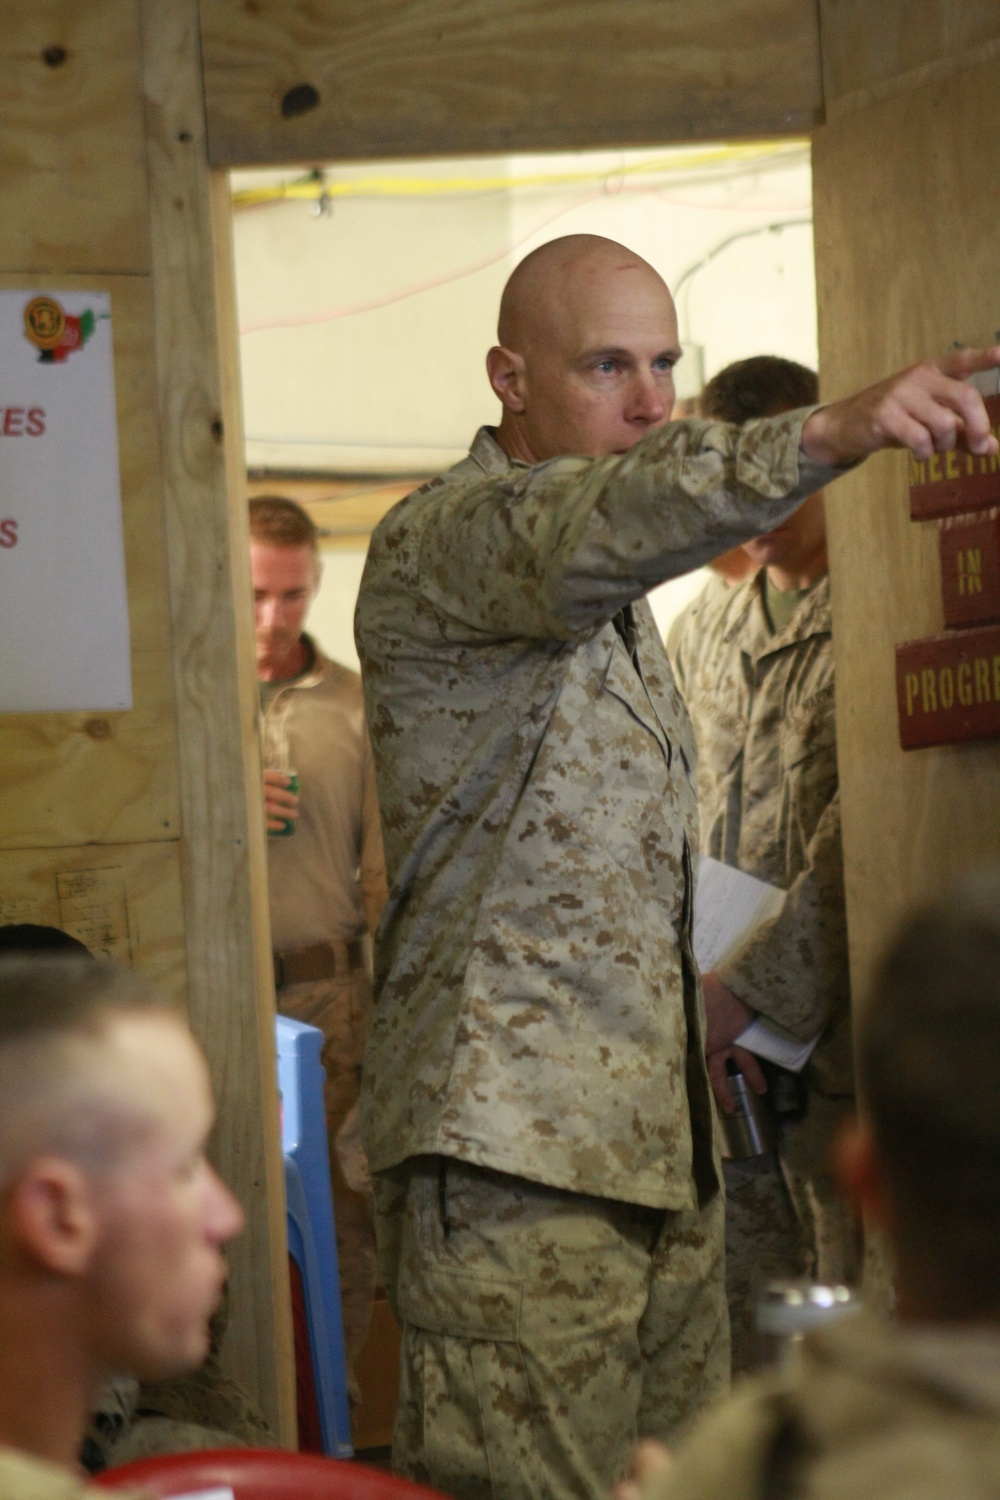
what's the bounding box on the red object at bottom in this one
[95,1448,447,1499]
[289,1251,325,1453]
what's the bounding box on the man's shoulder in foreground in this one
[642,1312,1000,1500]
[374,428,516,535]
[0,1446,113,1500]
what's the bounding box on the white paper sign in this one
[0,290,132,711]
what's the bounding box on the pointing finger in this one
[936,344,1000,381]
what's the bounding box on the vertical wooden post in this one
[0,0,293,1440]
[138,0,295,1438]
[813,26,1000,1004]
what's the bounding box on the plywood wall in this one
[0,0,294,1438]
[200,0,822,165]
[812,7,1000,1004]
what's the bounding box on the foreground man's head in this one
[487,233,681,464]
[0,958,243,1465]
[838,866,1000,1322]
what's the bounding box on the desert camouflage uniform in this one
[639,1312,1000,1500]
[264,639,388,1402]
[83,1288,274,1472]
[672,571,859,1372]
[356,415,841,1500]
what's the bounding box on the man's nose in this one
[207,1166,245,1244]
[257,597,284,630]
[627,372,668,424]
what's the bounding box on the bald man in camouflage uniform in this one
[355,235,1000,1500]
[672,357,858,1375]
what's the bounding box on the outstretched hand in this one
[801,345,1000,467]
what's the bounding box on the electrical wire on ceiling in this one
[672,218,813,340]
[231,140,809,210]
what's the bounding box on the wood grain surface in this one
[139,0,295,1439]
[819,0,1000,114]
[200,0,823,165]
[0,1,149,272]
[0,839,186,998]
[813,46,1000,1006]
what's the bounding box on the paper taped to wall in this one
[0,290,132,712]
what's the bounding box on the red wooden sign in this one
[896,624,1000,749]
[908,395,1000,520]
[938,509,1000,628]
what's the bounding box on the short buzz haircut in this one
[248,495,319,552]
[861,866,1000,1315]
[0,958,175,1186]
[700,356,819,424]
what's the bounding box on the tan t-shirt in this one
[263,638,387,951]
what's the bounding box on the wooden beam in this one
[200,0,823,166]
[248,475,417,546]
[818,0,1000,116]
[138,0,295,1439]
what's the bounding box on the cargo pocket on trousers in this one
[398,1267,546,1497]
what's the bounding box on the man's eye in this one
[653,357,676,373]
[595,360,618,374]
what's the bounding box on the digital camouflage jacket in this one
[356,414,839,1208]
[673,572,853,1096]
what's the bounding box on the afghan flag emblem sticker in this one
[23,294,105,363]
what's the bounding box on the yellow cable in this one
[232,141,808,209]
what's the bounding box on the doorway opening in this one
[231,139,816,665]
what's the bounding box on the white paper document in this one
[693,855,785,972]
[0,289,132,712]
[694,855,820,1074]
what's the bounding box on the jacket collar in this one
[722,569,831,660]
[467,426,528,476]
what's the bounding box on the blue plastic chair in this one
[276,1014,353,1457]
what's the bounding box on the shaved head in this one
[488,234,680,464]
[0,958,176,1185]
[497,234,670,352]
[0,957,243,1411]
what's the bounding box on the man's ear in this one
[9,1157,100,1276]
[833,1116,891,1228]
[486,345,527,414]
